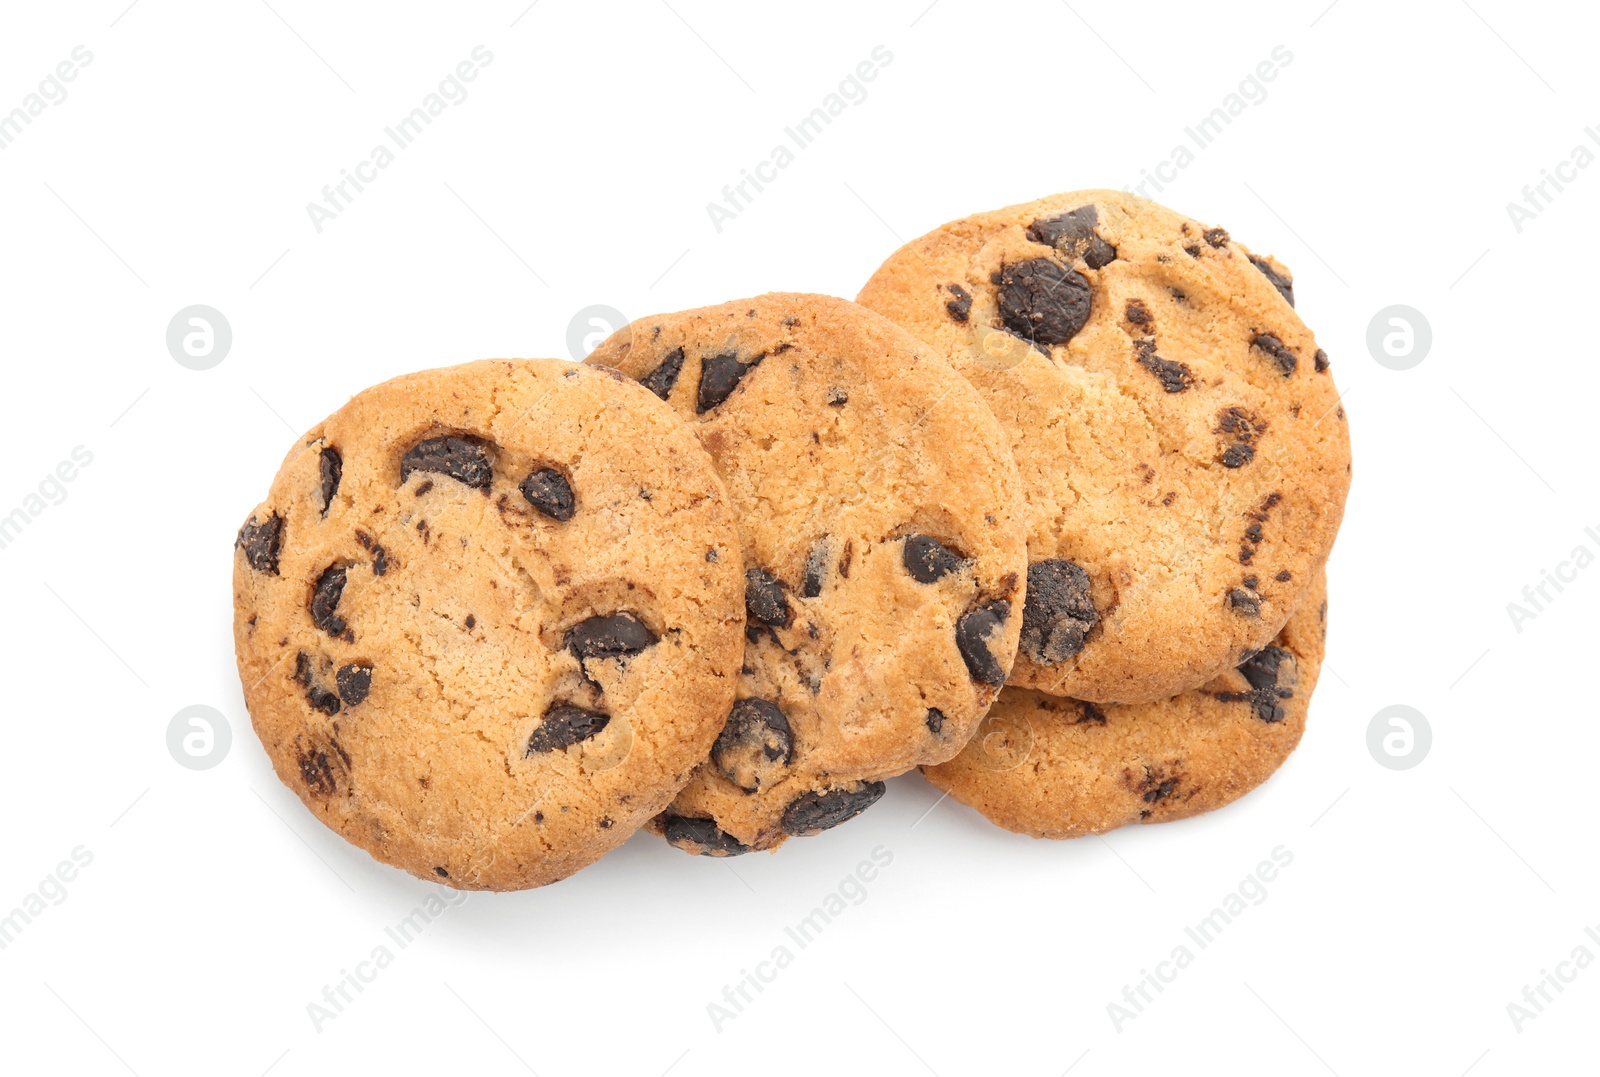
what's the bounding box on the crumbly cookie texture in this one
[587,293,1029,854]
[858,190,1351,704]
[922,570,1327,838]
[232,359,745,890]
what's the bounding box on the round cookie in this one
[922,570,1327,838]
[858,190,1350,704]
[232,359,746,890]
[586,293,1029,854]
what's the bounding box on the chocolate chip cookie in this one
[858,190,1350,703]
[586,294,1029,853]
[232,359,746,890]
[921,570,1326,838]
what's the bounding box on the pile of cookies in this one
[233,190,1350,890]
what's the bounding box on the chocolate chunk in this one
[526,702,611,754]
[1216,645,1297,721]
[1248,255,1295,306]
[1027,206,1117,269]
[435,867,450,878]
[945,283,973,321]
[902,534,966,583]
[1125,299,1152,327]
[1078,702,1107,725]
[995,258,1093,348]
[464,614,476,629]
[697,350,764,413]
[1222,444,1255,468]
[400,435,493,491]
[519,468,575,521]
[660,814,750,857]
[1203,226,1230,248]
[1021,560,1099,664]
[781,782,886,836]
[297,744,341,795]
[1313,348,1329,372]
[565,613,658,670]
[237,513,284,575]
[956,599,1011,685]
[318,447,342,514]
[1251,333,1298,377]
[1217,406,1263,440]
[711,699,794,793]
[802,537,830,598]
[745,568,792,628]
[925,707,946,734]
[1184,244,1201,258]
[640,346,685,400]
[1135,340,1192,393]
[1275,570,1292,582]
[310,565,348,637]
[826,388,848,407]
[354,531,389,575]
[1240,646,1293,692]
[838,539,854,579]
[336,663,372,706]
[1217,409,1265,469]
[306,686,341,716]
[1228,588,1262,616]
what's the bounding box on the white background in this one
[1,0,1595,1073]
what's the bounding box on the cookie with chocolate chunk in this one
[858,190,1350,703]
[587,294,1028,854]
[921,570,1327,838]
[232,359,745,890]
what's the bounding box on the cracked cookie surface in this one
[921,570,1326,838]
[232,359,745,890]
[587,294,1028,853]
[858,190,1350,703]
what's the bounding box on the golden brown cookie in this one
[586,293,1028,854]
[858,190,1350,703]
[232,359,745,889]
[922,570,1327,838]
